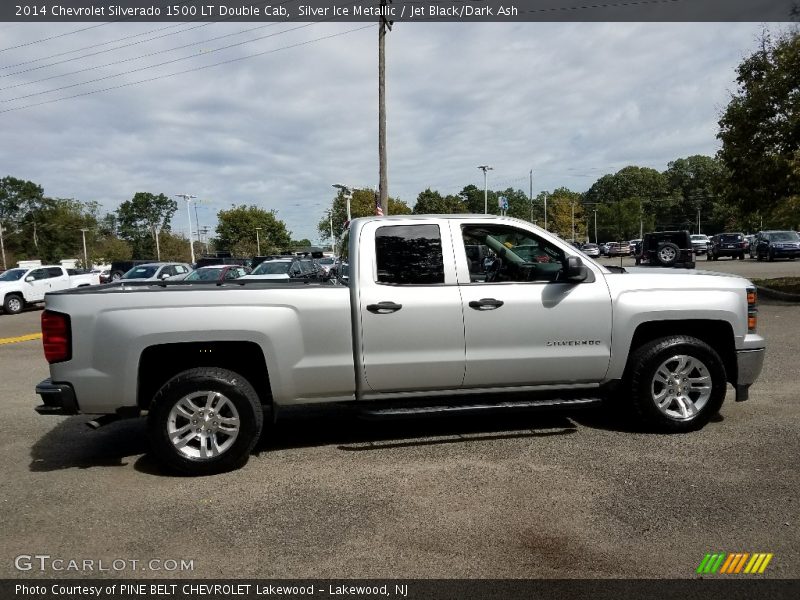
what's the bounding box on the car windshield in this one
[0,269,26,281]
[186,268,223,281]
[769,232,799,241]
[252,261,291,275]
[123,266,158,279]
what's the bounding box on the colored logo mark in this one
[697,553,774,574]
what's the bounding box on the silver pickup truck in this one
[35,215,766,475]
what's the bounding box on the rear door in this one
[356,220,466,393]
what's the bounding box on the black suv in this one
[752,230,800,261]
[634,231,695,268]
[708,232,746,260]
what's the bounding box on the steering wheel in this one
[485,258,502,282]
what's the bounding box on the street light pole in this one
[255,227,262,255]
[332,184,352,223]
[175,194,197,264]
[0,221,6,270]
[477,165,493,214]
[329,211,335,256]
[79,228,89,268]
[594,210,598,245]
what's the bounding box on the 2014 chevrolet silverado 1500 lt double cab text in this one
[34,216,766,475]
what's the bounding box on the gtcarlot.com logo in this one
[697,552,774,575]
[14,554,195,573]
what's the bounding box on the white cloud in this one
[0,20,768,244]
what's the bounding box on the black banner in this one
[1,0,798,23]
[4,579,800,600]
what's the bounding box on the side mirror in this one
[160,273,170,280]
[25,276,35,282]
[563,256,588,282]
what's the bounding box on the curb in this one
[756,285,800,303]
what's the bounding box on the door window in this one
[375,224,444,285]
[461,224,565,283]
[46,267,63,278]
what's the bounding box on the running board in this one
[358,396,602,420]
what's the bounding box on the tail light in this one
[42,310,71,363]
[746,287,758,333]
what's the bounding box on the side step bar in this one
[358,396,603,420]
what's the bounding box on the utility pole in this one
[478,165,493,214]
[0,221,6,270]
[329,211,335,256]
[153,225,161,260]
[594,209,598,245]
[571,201,575,242]
[200,226,210,253]
[378,0,392,216]
[175,194,197,264]
[529,169,533,223]
[79,228,89,269]
[255,227,262,256]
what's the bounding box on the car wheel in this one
[634,257,641,265]
[147,367,263,475]
[739,253,745,260]
[3,294,24,315]
[111,271,124,281]
[627,336,726,432]
[655,242,679,267]
[768,250,775,262]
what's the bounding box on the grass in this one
[752,277,800,294]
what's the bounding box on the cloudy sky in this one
[0,15,779,244]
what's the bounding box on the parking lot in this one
[1,259,798,579]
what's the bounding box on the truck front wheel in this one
[627,336,726,432]
[3,294,24,315]
[147,367,263,475]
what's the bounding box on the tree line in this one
[1,30,796,268]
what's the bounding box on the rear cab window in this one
[375,224,444,285]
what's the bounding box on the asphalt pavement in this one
[0,261,798,579]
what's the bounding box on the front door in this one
[455,222,613,388]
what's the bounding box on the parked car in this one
[690,234,711,256]
[168,265,251,282]
[634,231,695,268]
[581,243,601,258]
[109,259,154,281]
[752,230,800,262]
[241,257,320,281]
[628,239,642,254]
[606,242,631,257]
[1,265,100,315]
[317,256,338,279]
[119,262,193,282]
[708,232,747,260]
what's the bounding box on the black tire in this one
[147,367,263,475]
[768,250,775,262]
[626,335,726,432]
[634,257,641,265]
[706,253,712,260]
[3,294,24,315]
[738,253,745,260]
[655,242,680,267]
[685,261,696,269]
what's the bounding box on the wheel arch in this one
[624,320,737,385]
[137,341,272,412]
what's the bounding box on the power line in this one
[1,19,332,103]
[0,0,299,77]
[0,21,289,91]
[1,22,199,70]
[0,23,377,114]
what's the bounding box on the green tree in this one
[413,188,467,214]
[717,29,800,228]
[584,166,675,240]
[215,205,292,256]
[317,188,411,247]
[665,155,729,234]
[14,197,97,263]
[0,176,45,268]
[91,236,132,264]
[116,192,178,259]
[543,188,585,241]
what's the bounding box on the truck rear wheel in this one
[147,367,263,475]
[3,294,24,315]
[627,336,726,432]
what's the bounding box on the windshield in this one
[186,268,223,281]
[769,231,799,242]
[123,266,158,279]
[252,261,291,275]
[0,269,26,281]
